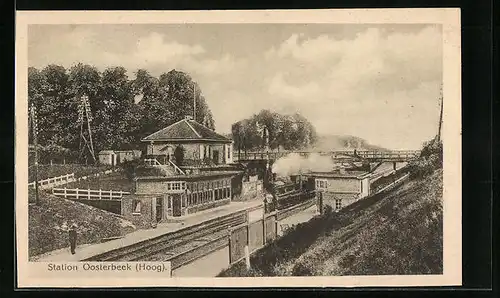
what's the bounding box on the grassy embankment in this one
[28,164,113,182]
[64,171,134,192]
[218,138,443,276]
[28,189,136,259]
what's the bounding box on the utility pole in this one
[30,103,40,205]
[437,87,443,142]
[193,82,196,122]
[78,94,96,164]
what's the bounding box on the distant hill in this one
[309,135,388,152]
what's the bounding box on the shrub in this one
[174,145,185,165]
[121,159,141,180]
[409,136,443,179]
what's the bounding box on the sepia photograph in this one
[15,9,461,287]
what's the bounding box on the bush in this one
[33,144,80,164]
[121,159,141,180]
[174,145,185,165]
[409,137,442,179]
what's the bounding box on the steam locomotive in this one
[270,173,315,196]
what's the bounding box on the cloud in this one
[28,25,443,150]
[268,72,321,99]
[261,26,442,149]
[29,30,245,78]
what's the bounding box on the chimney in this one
[185,115,193,121]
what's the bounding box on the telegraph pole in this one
[30,103,40,205]
[193,82,197,122]
[437,87,443,142]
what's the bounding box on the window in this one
[316,179,328,189]
[227,145,231,160]
[132,200,142,214]
[171,182,181,190]
[335,199,342,210]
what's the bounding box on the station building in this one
[304,170,371,211]
[121,116,263,228]
[141,115,233,166]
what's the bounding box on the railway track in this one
[83,209,247,262]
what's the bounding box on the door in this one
[172,195,182,217]
[156,197,163,223]
[213,150,219,164]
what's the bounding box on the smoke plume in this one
[271,153,336,177]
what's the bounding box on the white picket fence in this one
[52,187,130,201]
[28,173,76,190]
[28,168,120,190]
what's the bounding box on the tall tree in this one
[232,110,317,151]
[94,67,135,150]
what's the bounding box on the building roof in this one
[99,150,116,155]
[141,118,232,143]
[135,170,241,181]
[304,170,370,179]
[323,192,360,200]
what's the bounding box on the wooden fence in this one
[52,187,130,201]
[228,207,278,265]
[28,168,119,190]
[28,173,75,190]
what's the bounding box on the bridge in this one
[233,150,421,163]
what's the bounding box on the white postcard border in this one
[15,8,462,288]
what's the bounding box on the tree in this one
[174,145,185,165]
[27,64,218,161]
[231,110,317,151]
[94,67,135,150]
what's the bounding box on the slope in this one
[28,189,136,259]
[218,168,443,276]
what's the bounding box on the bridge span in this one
[233,150,420,163]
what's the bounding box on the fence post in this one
[244,245,251,270]
[110,189,113,200]
[88,188,90,200]
[99,189,102,200]
[262,212,266,245]
[65,188,68,199]
[228,228,232,264]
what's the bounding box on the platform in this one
[32,199,263,262]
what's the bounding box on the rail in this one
[83,208,248,261]
[52,187,130,201]
[372,173,411,195]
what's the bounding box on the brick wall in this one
[325,177,360,193]
[186,198,230,214]
[121,195,155,229]
[146,142,229,164]
[322,192,358,210]
[136,180,179,194]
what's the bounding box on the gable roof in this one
[141,119,232,143]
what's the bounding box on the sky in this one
[28,24,443,150]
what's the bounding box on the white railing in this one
[28,173,76,190]
[144,158,162,166]
[52,187,130,201]
[28,168,120,191]
[168,160,185,175]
